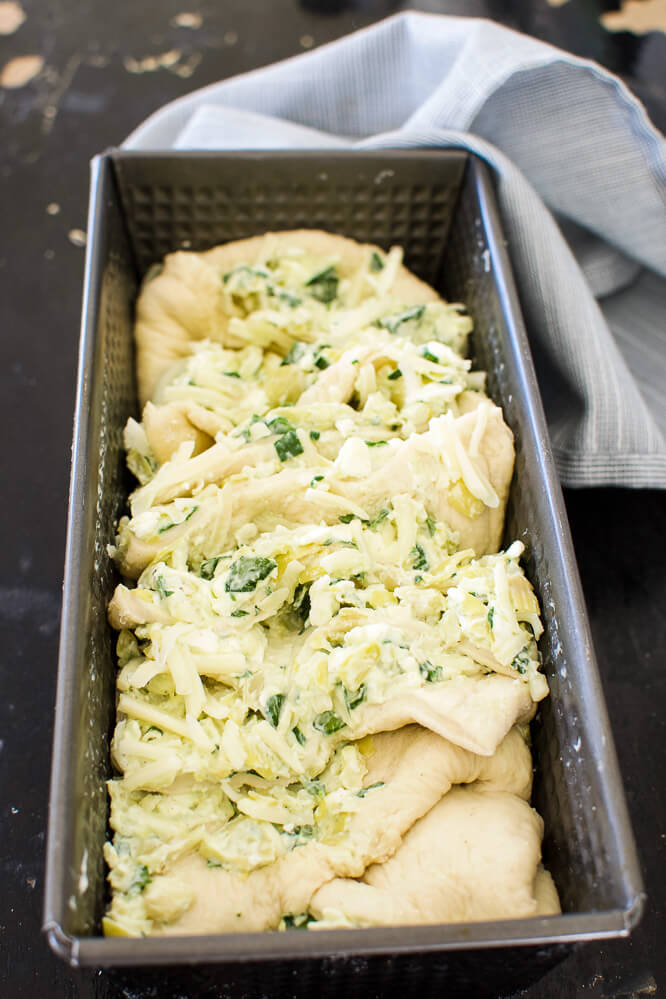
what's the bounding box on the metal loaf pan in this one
[44,150,644,992]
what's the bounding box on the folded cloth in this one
[124,12,666,488]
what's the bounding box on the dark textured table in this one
[1,1,663,996]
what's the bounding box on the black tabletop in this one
[1,1,663,996]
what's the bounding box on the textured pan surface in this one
[44,150,643,971]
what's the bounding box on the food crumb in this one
[223,30,238,46]
[0,1,25,35]
[171,52,201,78]
[124,50,182,74]
[601,0,666,35]
[0,53,43,88]
[68,229,87,248]
[46,202,60,215]
[158,48,181,68]
[44,248,55,260]
[171,12,202,29]
[300,34,314,49]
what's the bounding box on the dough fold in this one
[135,230,440,405]
[115,402,514,579]
[309,786,561,927]
[155,725,534,935]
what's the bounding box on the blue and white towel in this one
[125,12,666,488]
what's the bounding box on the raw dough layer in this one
[154,725,537,935]
[135,230,440,405]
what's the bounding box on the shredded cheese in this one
[104,237,547,937]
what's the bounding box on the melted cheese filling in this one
[104,243,547,937]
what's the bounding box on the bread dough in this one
[104,230,557,938]
[135,230,441,405]
[309,786,561,926]
[154,726,534,935]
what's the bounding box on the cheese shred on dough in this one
[103,230,559,938]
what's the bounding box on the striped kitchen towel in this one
[124,12,666,488]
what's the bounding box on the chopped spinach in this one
[282,582,311,632]
[305,265,339,304]
[282,825,314,846]
[267,416,295,435]
[423,349,440,364]
[379,305,425,334]
[313,711,346,735]
[224,371,241,378]
[264,693,285,728]
[512,650,530,675]
[370,251,384,272]
[368,508,390,529]
[387,368,402,381]
[155,575,173,600]
[365,439,388,447]
[200,556,222,580]
[357,781,385,798]
[223,264,269,284]
[410,544,429,572]
[425,515,437,537]
[231,609,249,618]
[278,290,302,308]
[292,726,306,746]
[487,607,495,630]
[338,513,355,524]
[225,555,277,592]
[281,341,305,366]
[419,660,443,683]
[344,683,367,712]
[129,864,151,896]
[274,429,304,462]
[309,430,321,441]
[292,582,311,623]
[304,779,325,798]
